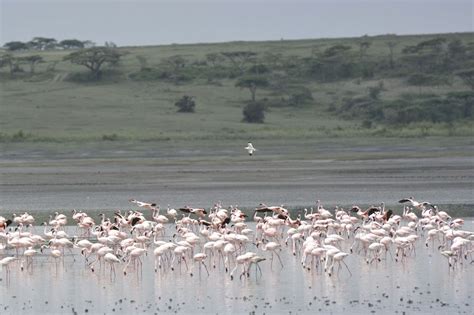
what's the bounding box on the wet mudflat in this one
[0,221,473,315]
[1,155,473,212]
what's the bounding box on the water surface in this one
[1,221,472,314]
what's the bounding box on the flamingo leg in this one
[202,262,210,276]
[274,251,284,268]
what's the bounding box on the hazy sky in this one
[1,0,472,46]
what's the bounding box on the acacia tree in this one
[136,55,149,71]
[315,44,353,81]
[82,40,96,48]
[3,41,28,51]
[28,37,57,50]
[0,54,16,75]
[205,53,224,67]
[263,51,283,68]
[221,51,257,74]
[402,37,448,73]
[63,47,123,79]
[59,39,84,49]
[447,39,466,59]
[235,75,269,102]
[447,91,474,118]
[401,45,431,73]
[19,55,43,74]
[164,55,187,73]
[358,36,372,61]
[386,40,398,69]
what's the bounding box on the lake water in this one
[0,221,472,315]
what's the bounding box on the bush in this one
[406,74,450,86]
[102,133,119,141]
[203,66,232,80]
[11,130,28,141]
[242,101,266,123]
[288,86,314,107]
[129,68,171,81]
[368,85,383,100]
[67,69,121,83]
[361,120,373,129]
[175,95,196,113]
[248,64,270,75]
[338,96,378,119]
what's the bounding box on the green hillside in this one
[1,32,473,144]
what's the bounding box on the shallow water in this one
[1,221,473,315]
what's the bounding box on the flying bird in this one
[255,204,289,218]
[398,197,435,209]
[179,206,208,218]
[129,199,157,210]
[245,142,257,156]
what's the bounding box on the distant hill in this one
[1,32,473,143]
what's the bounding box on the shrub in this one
[406,74,450,86]
[248,64,270,75]
[12,130,27,141]
[129,68,171,81]
[242,101,266,123]
[368,86,383,100]
[5,130,33,142]
[203,66,232,80]
[175,95,196,113]
[102,133,119,141]
[288,86,314,107]
[361,120,373,129]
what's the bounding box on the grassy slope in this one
[1,32,474,143]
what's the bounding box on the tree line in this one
[3,37,95,51]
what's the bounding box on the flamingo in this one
[123,247,147,276]
[179,206,207,218]
[262,241,284,268]
[255,204,289,218]
[171,245,191,273]
[223,242,236,272]
[153,207,169,224]
[89,246,113,272]
[0,217,12,231]
[0,256,17,282]
[190,253,209,277]
[230,252,256,280]
[327,252,352,277]
[248,255,266,279]
[104,253,121,278]
[21,248,38,271]
[154,244,169,272]
[399,197,435,210]
[166,205,178,221]
[350,205,381,220]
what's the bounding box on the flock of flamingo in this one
[0,197,472,281]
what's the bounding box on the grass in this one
[1,32,474,145]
